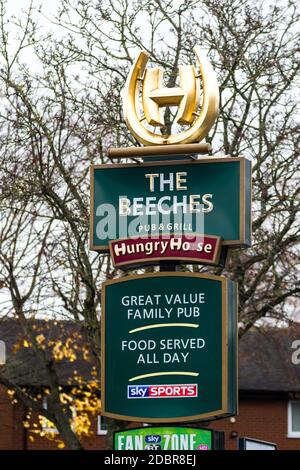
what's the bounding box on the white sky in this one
[6,0,57,17]
[6,0,60,33]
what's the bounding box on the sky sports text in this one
[127,384,198,399]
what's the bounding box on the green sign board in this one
[114,426,224,450]
[90,157,251,251]
[101,272,237,422]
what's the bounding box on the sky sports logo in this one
[127,384,198,399]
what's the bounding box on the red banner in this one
[109,234,221,268]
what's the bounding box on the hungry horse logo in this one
[123,47,219,146]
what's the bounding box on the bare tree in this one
[0,0,299,449]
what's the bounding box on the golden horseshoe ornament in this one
[123,46,219,146]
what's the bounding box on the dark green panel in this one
[102,273,237,422]
[91,157,251,250]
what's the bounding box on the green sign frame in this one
[114,426,224,450]
[101,272,237,422]
[90,156,251,251]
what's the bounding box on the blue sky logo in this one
[128,385,149,398]
[145,435,161,444]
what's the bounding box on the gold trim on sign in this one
[94,156,242,169]
[101,267,106,414]
[221,276,228,412]
[89,164,95,252]
[102,409,225,424]
[129,323,199,334]
[128,371,199,382]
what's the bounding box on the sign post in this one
[89,44,251,443]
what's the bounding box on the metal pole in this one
[108,143,211,160]
[159,261,180,272]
